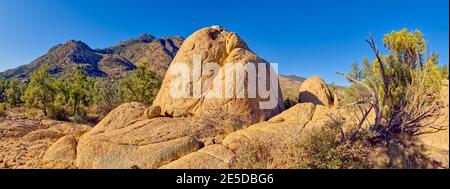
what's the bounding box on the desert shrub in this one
[340,29,445,139]
[25,108,38,119]
[279,123,370,169]
[232,140,277,169]
[440,64,449,79]
[73,107,89,123]
[0,78,7,103]
[232,121,371,169]
[47,103,70,121]
[0,102,8,117]
[283,98,297,109]
[5,78,26,107]
[93,79,122,118]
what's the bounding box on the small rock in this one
[145,105,161,119]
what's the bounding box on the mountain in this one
[0,34,184,80]
[279,75,305,100]
[280,74,306,82]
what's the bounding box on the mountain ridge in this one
[0,34,184,80]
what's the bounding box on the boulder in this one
[160,144,235,169]
[23,122,91,142]
[153,26,284,124]
[0,118,91,169]
[144,105,161,119]
[298,76,338,108]
[76,26,286,169]
[76,103,213,168]
[269,103,316,123]
[43,135,78,163]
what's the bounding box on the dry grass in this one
[232,121,371,169]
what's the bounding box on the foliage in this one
[283,124,370,169]
[74,107,89,123]
[119,63,161,105]
[93,78,122,117]
[361,57,372,80]
[0,78,7,103]
[47,102,70,121]
[340,28,446,139]
[349,61,362,81]
[232,121,370,169]
[283,98,297,109]
[5,79,26,107]
[66,68,95,115]
[0,102,8,117]
[22,66,56,117]
[440,63,449,79]
[25,108,38,119]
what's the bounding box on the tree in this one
[5,78,26,107]
[0,78,6,103]
[349,61,362,81]
[361,57,372,80]
[339,29,445,141]
[66,68,93,115]
[119,63,162,105]
[22,66,56,116]
[440,64,449,79]
[94,78,122,117]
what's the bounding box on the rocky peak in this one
[49,40,92,54]
[1,33,183,80]
[115,33,156,48]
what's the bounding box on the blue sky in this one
[0,0,448,85]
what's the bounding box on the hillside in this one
[0,34,184,80]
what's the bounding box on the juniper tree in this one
[5,78,26,107]
[119,63,161,106]
[22,66,56,116]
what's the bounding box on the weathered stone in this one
[43,135,78,163]
[76,103,212,168]
[153,26,284,125]
[23,123,91,142]
[144,105,161,119]
[161,144,235,169]
[298,76,338,108]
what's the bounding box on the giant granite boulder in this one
[298,76,339,108]
[153,26,284,124]
[75,26,284,168]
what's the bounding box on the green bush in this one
[283,98,297,109]
[73,107,89,123]
[232,140,277,169]
[25,108,38,119]
[232,121,371,169]
[119,63,162,105]
[47,103,70,121]
[0,103,8,117]
[282,124,370,169]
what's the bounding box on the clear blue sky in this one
[0,0,448,85]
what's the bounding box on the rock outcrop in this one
[0,118,91,169]
[161,76,340,169]
[153,26,284,124]
[76,103,206,168]
[43,135,78,164]
[298,76,339,108]
[75,26,285,169]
